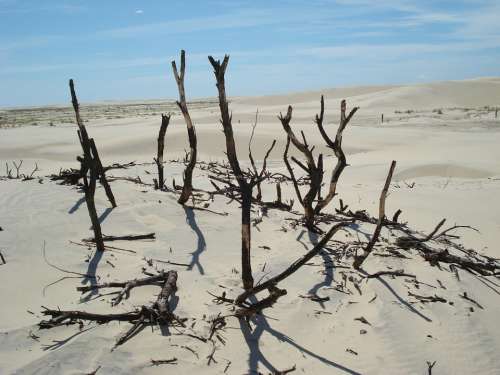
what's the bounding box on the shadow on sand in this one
[80,249,104,303]
[240,296,362,374]
[184,207,206,275]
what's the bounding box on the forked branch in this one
[173,50,198,204]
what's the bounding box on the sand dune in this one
[1,78,500,374]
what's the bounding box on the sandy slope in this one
[1,78,500,374]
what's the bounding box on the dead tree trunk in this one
[279,106,323,230]
[69,79,105,252]
[154,114,171,190]
[172,50,197,204]
[89,139,116,207]
[314,97,358,214]
[353,160,396,269]
[279,97,358,231]
[209,55,254,291]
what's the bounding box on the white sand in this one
[1,78,500,374]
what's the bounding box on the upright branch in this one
[69,79,105,251]
[69,79,116,207]
[89,139,116,207]
[279,106,324,230]
[209,55,254,291]
[154,114,171,190]
[353,160,397,269]
[279,97,358,230]
[314,96,358,214]
[172,50,198,204]
[208,55,276,291]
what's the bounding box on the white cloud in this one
[135,9,143,14]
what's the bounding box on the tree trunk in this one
[172,50,197,204]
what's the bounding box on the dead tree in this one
[279,97,357,230]
[154,114,171,190]
[172,50,197,203]
[208,54,275,291]
[314,97,358,214]
[353,160,396,269]
[69,79,105,251]
[89,139,116,207]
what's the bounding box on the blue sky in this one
[1,0,499,107]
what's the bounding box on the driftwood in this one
[151,358,178,366]
[209,54,276,291]
[353,160,396,269]
[154,114,171,190]
[40,271,183,348]
[83,232,155,243]
[0,251,6,265]
[172,50,198,204]
[76,272,167,305]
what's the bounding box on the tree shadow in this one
[368,272,432,322]
[183,207,206,275]
[240,299,361,374]
[306,231,335,309]
[349,222,371,242]
[98,207,114,224]
[79,250,104,303]
[42,326,95,351]
[68,196,86,214]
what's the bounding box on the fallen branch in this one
[76,272,168,306]
[365,269,416,279]
[83,233,155,242]
[39,271,184,348]
[151,358,177,366]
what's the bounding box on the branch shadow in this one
[306,231,334,309]
[42,326,95,351]
[183,207,206,275]
[98,207,114,224]
[68,196,86,214]
[240,298,361,374]
[370,273,432,322]
[79,250,104,303]
[349,222,371,242]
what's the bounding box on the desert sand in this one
[1,77,500,374]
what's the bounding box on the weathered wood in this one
[70,79,105,252]
[314,97,358,214]
[39,270,183,347]
[89,139,116,207]
[76,272,167,305]
[353,161,396,269]
[83,232,155,243]
[279,106,323,230]
[155,270,178,323]
[172,50,197,204]
[209,55,254,291]
[154,114,171,189]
